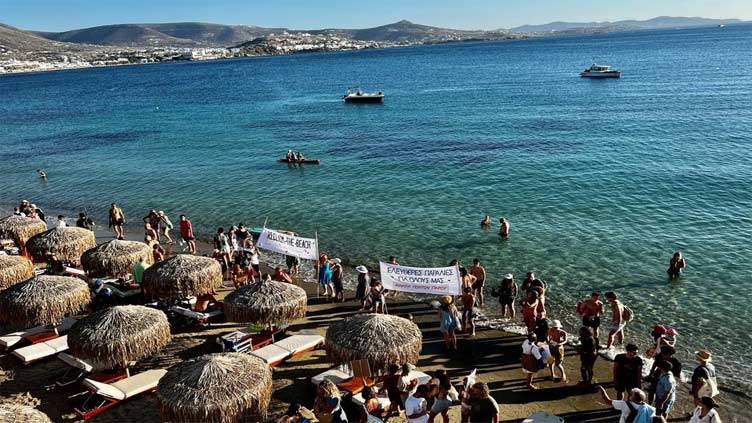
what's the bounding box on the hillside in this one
[312,20,508,43]
[0,23,95,53]
[511,16,743,33]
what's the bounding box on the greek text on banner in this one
[378,262,461,295]
[256,228,318,260]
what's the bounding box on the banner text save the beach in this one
[256,228,318,260]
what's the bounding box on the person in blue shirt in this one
[655,361,677,419]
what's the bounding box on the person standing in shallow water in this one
[108,203,125,240]
[499,217,510,237]
[667,252,686,278]
[469,258,486,307]
[480,215,491,227]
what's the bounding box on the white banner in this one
[378,262,461,295]
[256,228,318,260]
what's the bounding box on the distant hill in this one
[34,22,285,47]
[311,20,506,43]
[32,20,512,48]
[510,16,743,33]
[0,23,96,53]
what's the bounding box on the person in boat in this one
[286,150,294,161]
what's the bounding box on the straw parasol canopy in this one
[0,403,51,423]
[0,255,34,290]
[26,226,96,262]
[325,314,422,371]
[142,254,222,299]
[0,275,90,327]
[68,305,171,369]
[224,278,307,324]
[0,215,47,247]
[157,353,272,423]
[81,239,153,278]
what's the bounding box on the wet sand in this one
[0,227,749,422]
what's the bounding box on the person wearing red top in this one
[179,214,196,254]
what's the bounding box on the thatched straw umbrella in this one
[224,278,307,324]
[325,314,422,371]
[0,215,47,248]
[0,403,51,423]
[0,255,34,290]
[142,254,221,299]
[0,275,90,327]
[26,226,96,262]
[68,305,171,369]
[157,353,272,423]
[81,240,153,278]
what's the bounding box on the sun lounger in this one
[169,305,223,324]
[250,334,324,367]
[56,352,129,387]
[0,316,76,350]
[274,334,324,357]
[75,369,167,420]
[250,344,291,367]
[311,365,353,386]
[12,335,69,364]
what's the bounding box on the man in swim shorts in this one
[605,291,625,349]
[179,214,196,254]
[469,258,486,307]
[580,292,604,338]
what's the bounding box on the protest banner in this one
[378,262,461,295]
[256,228,318,260]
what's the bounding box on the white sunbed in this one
[12,335,69,364]
[56,352,118,387]
[0,316,76,350]
[274,334,324,356]
[169,305,223,322]
[311,365,353,386]
[76,369,167,419]
[250,344,290,367]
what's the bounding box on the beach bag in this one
[622,305,635,322]
[697,366,720,398]
[521,354,538,372]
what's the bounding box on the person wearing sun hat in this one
[547,319,568,383]
[355,265,370,309]
[689,396,721,423]
[691,350,719,404]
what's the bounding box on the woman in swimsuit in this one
[667,252,686,278]
[521,291,539,333]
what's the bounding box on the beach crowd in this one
[3,199,723,423]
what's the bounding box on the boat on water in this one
[277,158,321,165]
[343,87,384,103]
[580,64,622,78]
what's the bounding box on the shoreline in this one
[3,202,750,397]
[1,226,750,422]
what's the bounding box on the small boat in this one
[277,158,321,165]
[343,87,384,103]
[580,64,622,78]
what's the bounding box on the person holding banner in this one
[438,296,459,351]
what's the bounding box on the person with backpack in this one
[605,291,634,349]
[597,385,656,423]
[691,350,719,405]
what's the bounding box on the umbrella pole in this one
[315,231,320,298]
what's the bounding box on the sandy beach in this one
[1,223,749,423]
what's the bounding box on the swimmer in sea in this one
[37,169,47,179]
[499,217,510,237]
[667,252,686,278]
[481,215,491,226]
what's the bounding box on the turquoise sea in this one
[1,25,751,386]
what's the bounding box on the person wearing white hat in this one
[548,320,568,383]
[355,265,370,309]
[331,258,345,302]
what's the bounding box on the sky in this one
[4,0,751,32]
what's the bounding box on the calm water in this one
[1,25,751,386]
